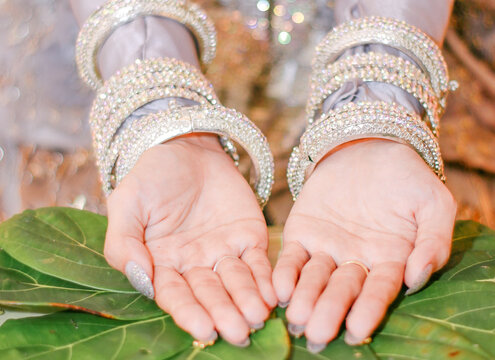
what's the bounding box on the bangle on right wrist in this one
[76,0,216,90]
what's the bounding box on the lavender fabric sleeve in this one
[70,0,201,132]
[323,0,454,114]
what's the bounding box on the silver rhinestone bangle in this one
[76,0,216,89]
[90,58,219,165]
[287,101,444,200]
[308,52,440,134]
[312,16,456,110]
[94,86,210,170]
[105,105,274,207]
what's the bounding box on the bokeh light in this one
[273,5,286,17]
[278,31,292,45]
[292,11,304,24]
[256,0,270,12]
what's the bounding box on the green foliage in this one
[0,208,494,359]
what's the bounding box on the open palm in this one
[273,139,456,351]
[104,135,277,346]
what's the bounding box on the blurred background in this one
[0,0,494,227]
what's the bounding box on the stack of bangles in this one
[287,16,458,200]
[75,0,274,207]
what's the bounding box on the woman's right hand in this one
[103,133,277,346]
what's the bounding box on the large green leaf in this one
[1,208,495,359]
[0,208,135,292]
[0,312,289,360]
[0,249,163,320]
[367,220,495,360]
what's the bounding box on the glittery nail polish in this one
[307,341,326,353]
[206,331,218,342]
[250,322,265,331]
[234,337,251,347]
[288,323,305,337]
[405,264,433,295]
[125,261,154,299]
[344,331,363,346]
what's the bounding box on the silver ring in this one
[212,255,239,273]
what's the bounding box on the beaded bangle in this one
[287,101,444,200]
[312,16,457,110]
[308,52,440,134]
[76,0,216,89]
[104,105,274,207]
[90,58,219,166]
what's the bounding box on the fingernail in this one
[307,341,326,353]
[125,261,154,299]
[405,264,433,295]
[288,323,305,338]
[345,332,371,346]
[278,301,289,308]
[207,331,218,342]
[250,322,265,331]
[234,338,251,347]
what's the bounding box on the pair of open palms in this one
[103,133,456,351]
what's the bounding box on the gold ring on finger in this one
[340,260,370,276]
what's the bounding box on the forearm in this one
[69,0,200,76]
[69,0,219,149]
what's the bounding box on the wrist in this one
[316,138,424,173]
[168,133,225,153]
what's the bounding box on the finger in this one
[272,241,310,305]
[286,253,335,334]
[184,267,251,346]
[304,261,367,346]
[105,192,154,298]
[242,247,278,308]
[215,257,269,328]
[154,266,217,342]
[405,190,456,294]
[345,261,404,345]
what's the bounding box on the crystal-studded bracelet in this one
[104,105,274,207]
[312,16,457,110]
[287,101,444,200]
[90,58,220,167]
[76,0,216,89]
[308,52,440,134]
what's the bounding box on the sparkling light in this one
[292,11,304,24]
[273,5,286,17]
[278,31,292,45]
[256,0,270,12]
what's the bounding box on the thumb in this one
[404,189,456,295]
[104,192,155,299]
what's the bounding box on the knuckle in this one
[170,297,199,315]
[365,292,389,308]
[242,293,267,315]
[210,300,233,314]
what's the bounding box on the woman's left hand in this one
[273,139,456,352]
